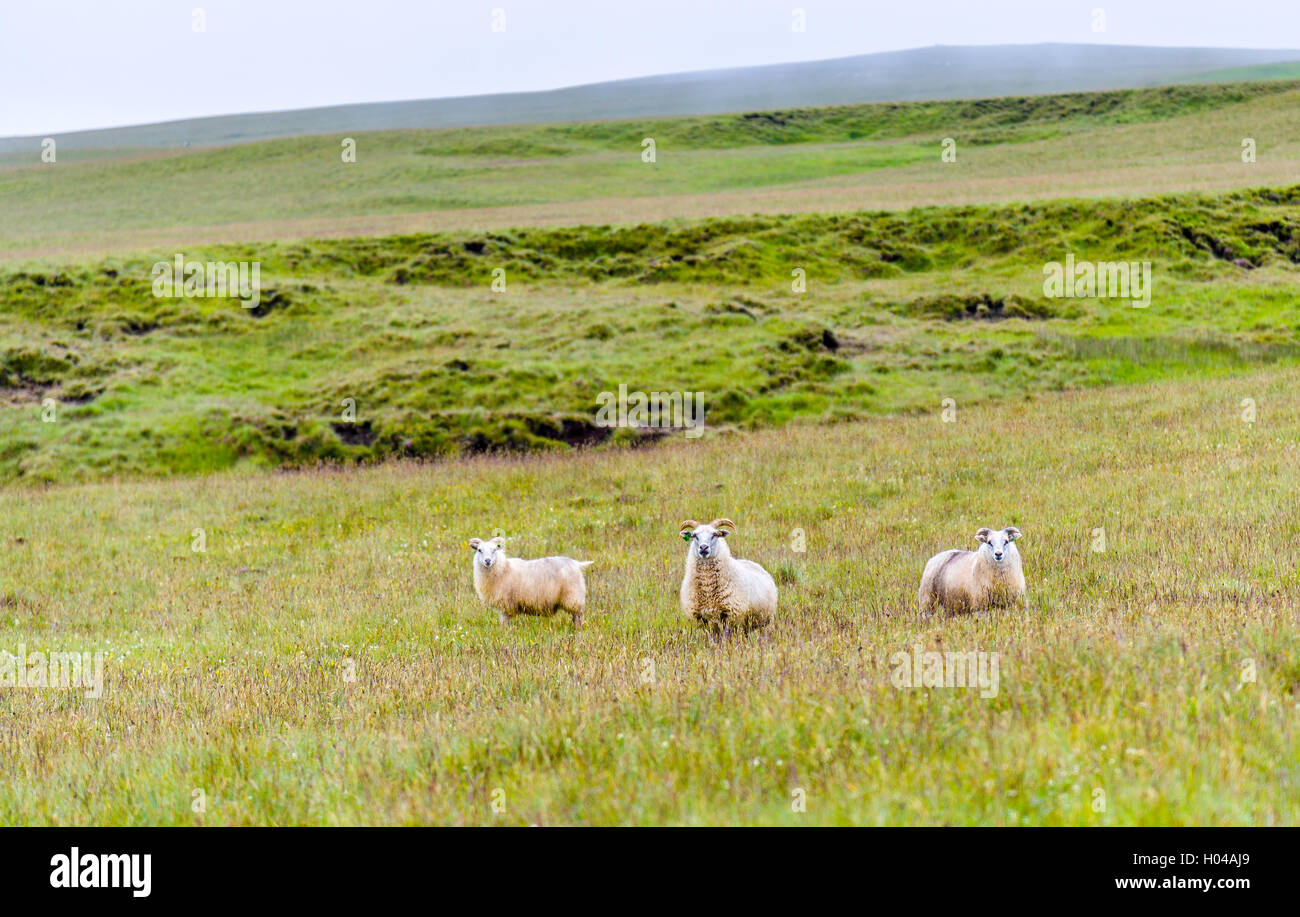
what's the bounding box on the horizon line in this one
[6,39,1300,140]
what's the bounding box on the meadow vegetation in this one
[2,78,1297,826]
[0,368,1296,824]
[5,80,1300,257]
[2,185,1299,484]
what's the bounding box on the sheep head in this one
[468,536,506,569]
[680,519,731,561]
[975,526,1022,565]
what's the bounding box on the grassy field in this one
[3,185,1299,484]
[1190,61,1300,84]
[5,80,1300,258]
[1,367,1296,825]
[3,76,1298,827]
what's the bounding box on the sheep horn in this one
[711,518,737,533]
[679,519,700,533]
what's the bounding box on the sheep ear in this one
[975,528,992,543]
[679,520,699,540]
[492,537,504,547]
[1005,527,1022,541]
[468,538,481,550]
[712,518,736,534]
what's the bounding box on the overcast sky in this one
[2,0,1297,135]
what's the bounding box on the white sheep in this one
[467,536,592,628]
[918,526,1025,614]
[678,518,778,634]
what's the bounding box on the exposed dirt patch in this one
[332,420,376,446]
[247,288,294,318]
[519,415,612,449]
[896,292,1056,321]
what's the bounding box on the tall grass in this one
[0,367,1296,824]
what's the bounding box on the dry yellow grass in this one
[11,157,1299,263]
[1,367,1296,824]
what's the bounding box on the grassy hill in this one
[3,52,1298,829]
[4,43,1299,153]
[5,79,1300,259]
[1188,60,1300,83]
[2,366,1296,824]
[2,185,1299,484]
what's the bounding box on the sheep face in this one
[680,519,735,562]
[975,526,1022,566]
[468,537,505,569]
[678,516,776,633]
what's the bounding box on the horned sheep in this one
[678,518,778,635]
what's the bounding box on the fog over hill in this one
[4,43,1300,152]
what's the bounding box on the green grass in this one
[1187,61,1300,84]
[3,78,1299,826]
[3,185,1299,484]
[396,80,1300,154]
[5,79,1300,256]
[1,366,1296,825]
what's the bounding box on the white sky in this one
[2,0,1298,135]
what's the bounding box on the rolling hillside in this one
[3,34,1298,831]
[2,185,1298,484]
[5,79,1300,259]
[3,43,1299,153]
[4,76,1299,486]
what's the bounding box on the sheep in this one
[467,536,592,628]
[678,518,778,635]
[918,526,1025,615]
